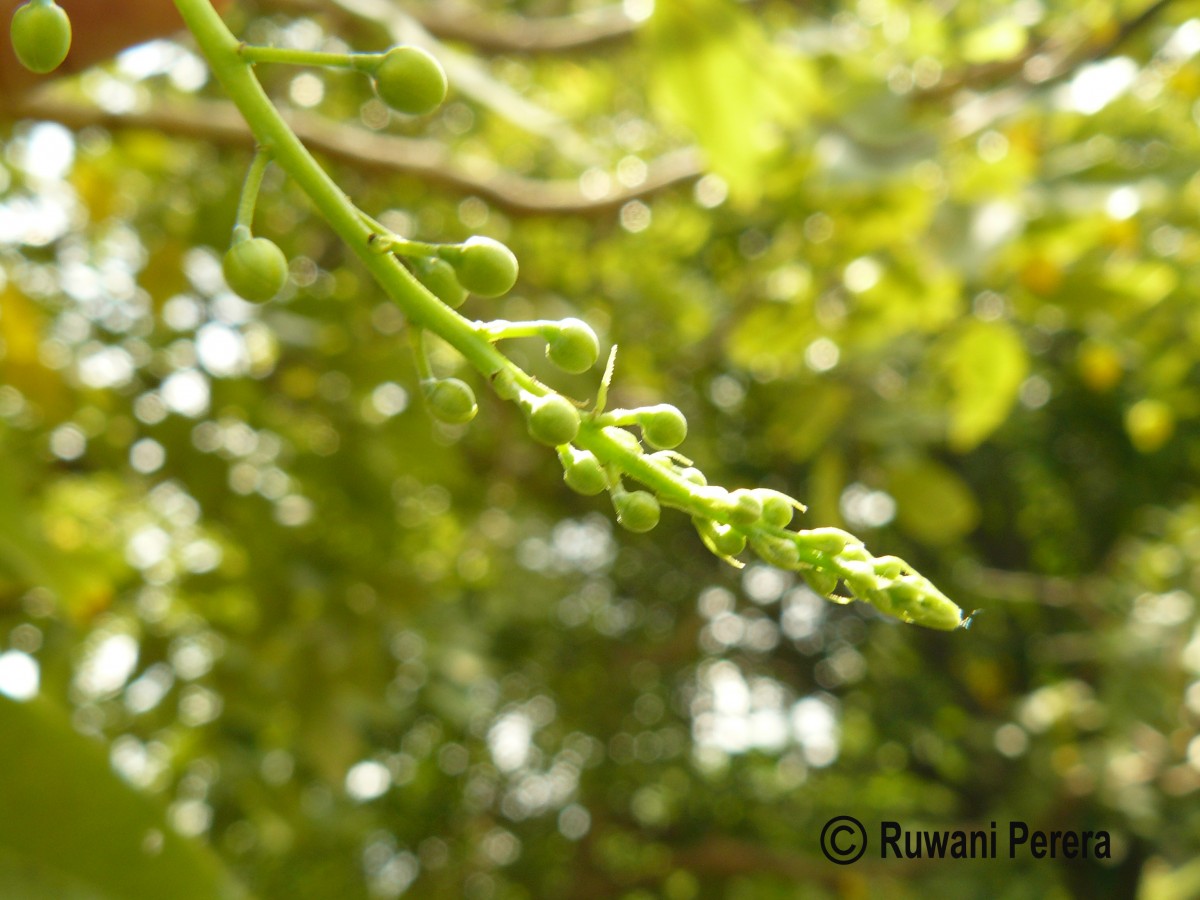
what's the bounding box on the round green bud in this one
[423,378,477,425]
[801,568,839,598]
[411,257,467,308]
[373,45,447,115]
[756,490,795,529]
[680,467,707,486]
[563,449,607,496]
[711,526,747,558]
[750,534,801,570]
[441,237,518,298]
[545,318,599,374]
[525,394,580,446]
[873,556,907,580]
[801,527,855,556]
[603,426,643,455]
[223,237,288,303]
[614,489,660,533]
[11,1,71,74]
[638,404,687,450]
[843,570,881,599]
[726,489,763,526]
[694,517,746,558]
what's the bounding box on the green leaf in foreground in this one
[0,695,249,900]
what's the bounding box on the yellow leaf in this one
[887,459,980,545]
[942,319,1028,452]
[645,0,814,202]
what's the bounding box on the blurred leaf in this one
[962,20,1027,63]
[0,288,67,418]
[0,695,249,899]
[1125,398,1175,453]
[645,0,813,202]
[941,319,1028,452]
[887,458,980,545]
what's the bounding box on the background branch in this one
[941,0,1176,136]
[406,1,638,54]
[0,90,702,216]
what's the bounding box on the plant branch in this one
[942,0,1177,137]
[924,0,1174,101]
[169,0,963,631]
[405,1,639,54]
[0,90,704,216]
[260,0,640,54]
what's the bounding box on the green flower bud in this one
[749,534,800,570]
[694,517,746,559]
[562,448,608,496]
[873,556,907,580]
[524,393,580,446]
[638,404,687,450]
[440,236,518,298]
[840,561,881,598]
[545,318,599,374]
[726,489,763,526]
[10,0,71,74]
[410,256,467,308]
[799,527,857,556]
[680,467,707,486]
[873,576,964,631]
[423,378,478,424]
[801,568,839,597]
[756,489,797,528]
[373,45,447,115]
[613,489,660,533]
[223,236,288,303]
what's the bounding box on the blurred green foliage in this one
[2,0,1200,896]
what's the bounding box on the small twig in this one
[406,2,638,54]
[0,91,703,216]
[260,0,641,54]
[927,0,1175,101]
[942,0,1177,137]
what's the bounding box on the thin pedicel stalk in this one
[237,45,383,71]
[231,145,270,240]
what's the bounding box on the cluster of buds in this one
[543,365,964,631]
[198,16,964,632]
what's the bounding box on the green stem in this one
[410,329,433,381]
[172,0,964,630]
[172,0,511,383]
[389,238,442,258]
[355,215,444,259]
[238,45,383,71]
[231,146,271,241]
[477,320,558,341]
